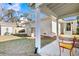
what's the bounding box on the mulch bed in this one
[41,35,56,40]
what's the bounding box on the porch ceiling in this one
[40,3,79,19]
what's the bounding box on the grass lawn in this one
[0,37,55,56]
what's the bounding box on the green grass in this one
[0,37,55,56]
[41,36,56,47]
[41,38,55,47]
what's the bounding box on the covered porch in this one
[34,3,79,56]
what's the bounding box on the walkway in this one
[0,35,21,42]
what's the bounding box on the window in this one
[77,20,79,34]
[31,27,35,33]
[66,23,71,31]
[19,29,25,33]
[77,20,79,27]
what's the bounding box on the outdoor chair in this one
[59,36,76,56]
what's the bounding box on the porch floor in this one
[39,39,79,56]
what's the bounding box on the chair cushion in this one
[60,42,73,50]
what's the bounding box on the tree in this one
[0,5,5,21]
[0,16,3,21]
[4,9,15,22]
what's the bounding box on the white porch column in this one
[52,18,60,55]
[35,4,41,53]
[56,19,59,41]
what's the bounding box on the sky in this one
[0,3,33,13]
[0,3,47,21]
[0,3,79,21]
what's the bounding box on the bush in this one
[77,28,79,34]
[12,34,30,37]
[4,32,9,35]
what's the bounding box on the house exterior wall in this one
[29,17,61,37]
[40,18,52,35]
[52,20,61,35]
[60,23,64,34]
[30,17,53,36]
[72,20,77,34]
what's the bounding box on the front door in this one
[65,23,72,35]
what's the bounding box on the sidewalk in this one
[0,35,21,42]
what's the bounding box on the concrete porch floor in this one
[39,39,79,56]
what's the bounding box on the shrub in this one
[4,32,9,35]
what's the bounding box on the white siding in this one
[52,21,61,35]
[1,27,13,35]
[40,19,52,35]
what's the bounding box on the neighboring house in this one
[18,17,32,36]
[0,17,32,36]
[0,21,17,35]
[0,17,28,36]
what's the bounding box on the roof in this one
[0,21,17,27]
[40,3,79,19]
